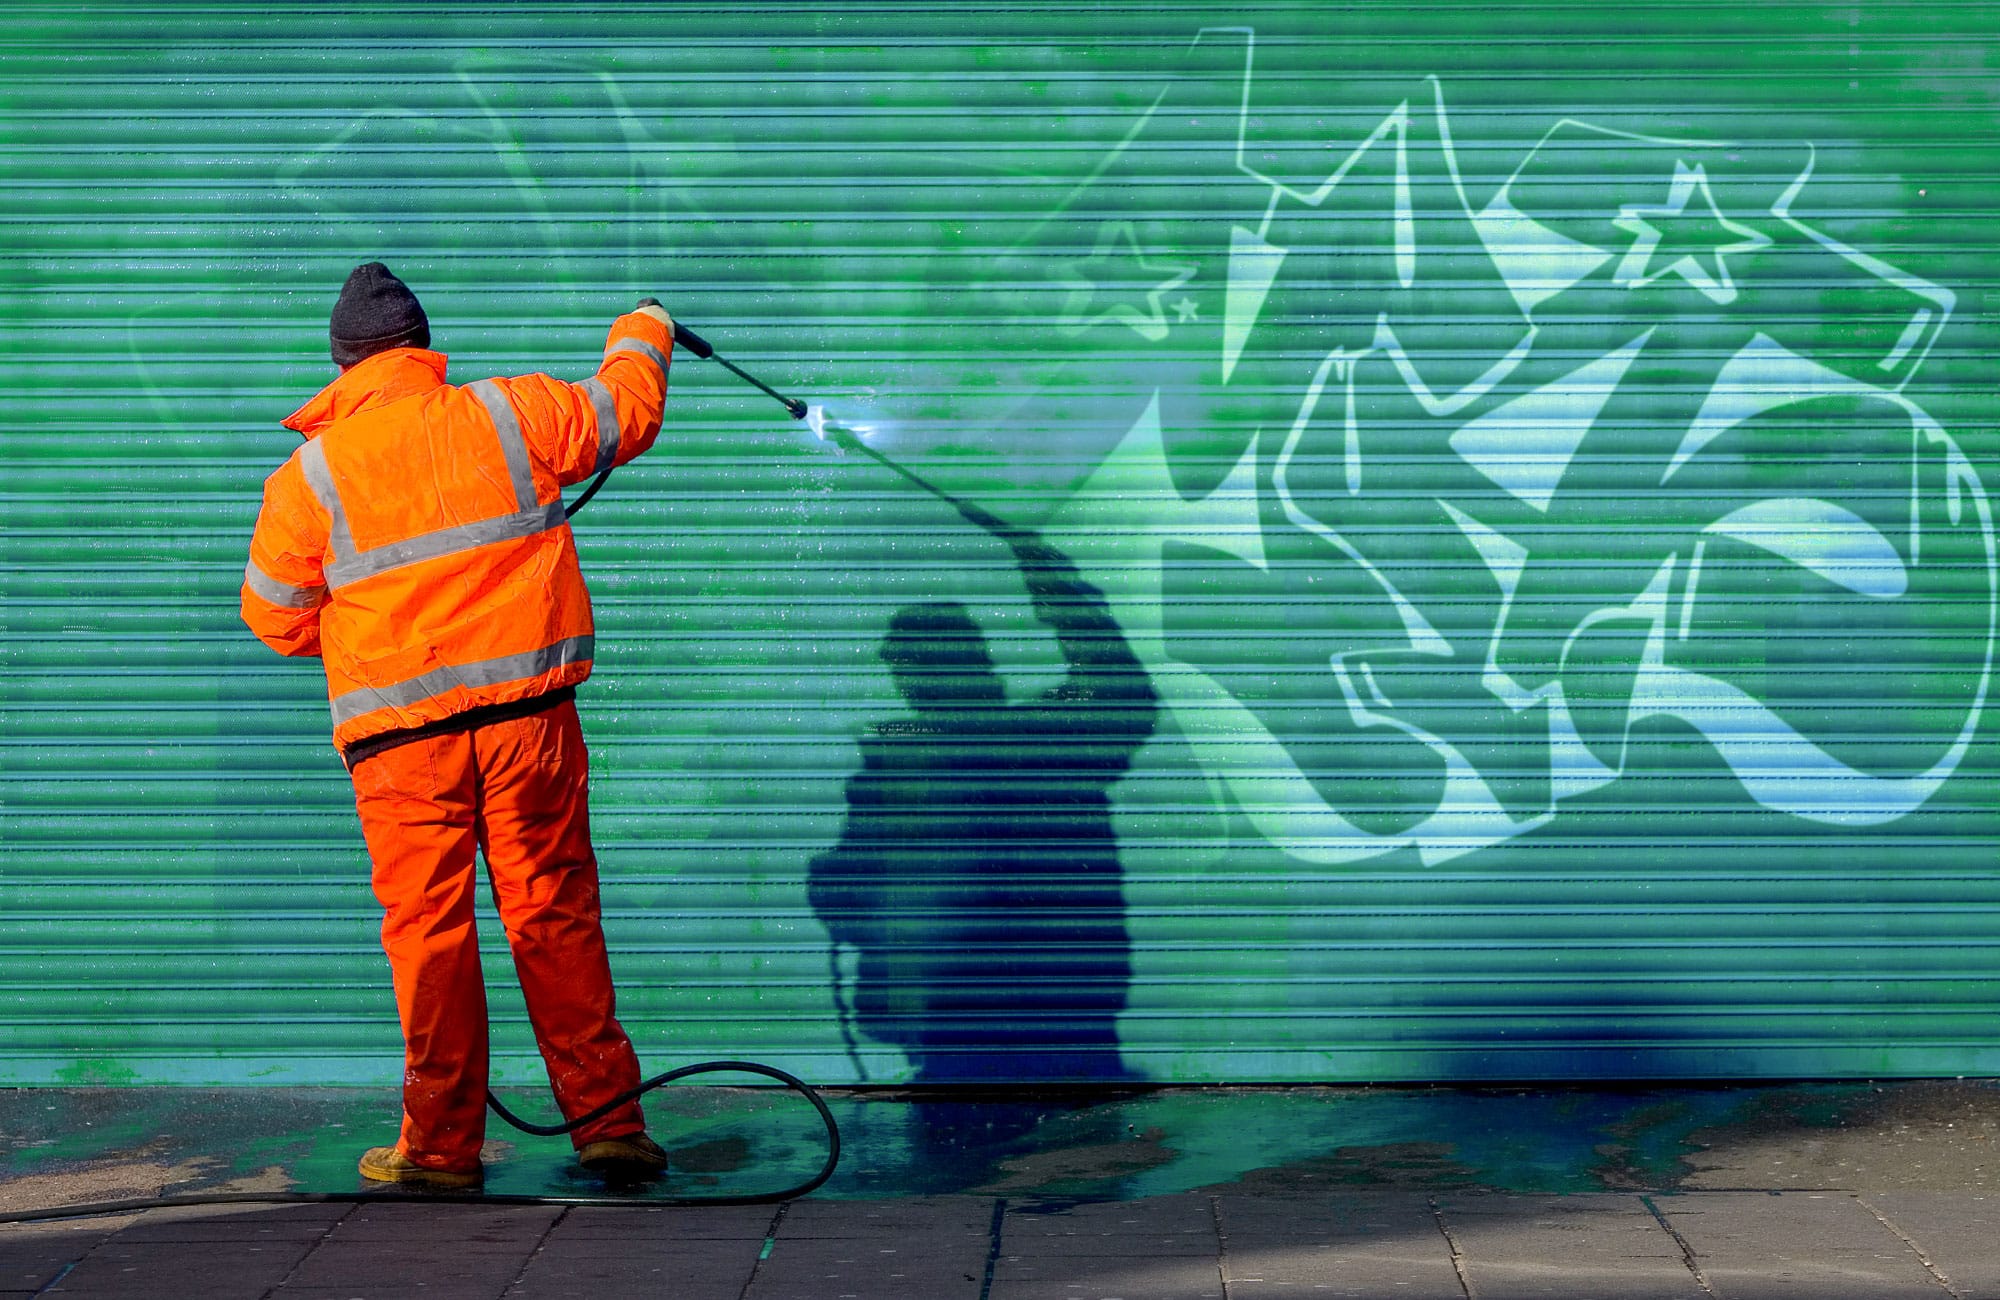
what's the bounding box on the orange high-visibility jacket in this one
[241,309,672,756]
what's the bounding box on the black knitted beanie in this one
[329,262,429,366]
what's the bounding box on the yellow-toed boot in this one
[357,1145,483,1189]
[578,1132,670,1181]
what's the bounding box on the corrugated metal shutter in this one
[4,2,1998,1086]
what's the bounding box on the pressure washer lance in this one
[565,306,807,518]
[667,314,808,421]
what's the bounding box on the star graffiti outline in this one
[1610,160,1774,305]
[1057,220,1199,342]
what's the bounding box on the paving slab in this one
[1861,1191,2000,1300]
[1656,1192,1951,1299]
[1436,1191,1702,1299]
[0,1218,128,1295]
[743,1238,992,1299]
[1222,1241,1467,1298]
[1450,1258,1701,1300]
[282,1237,542,1288]
[1215,1188,1467,1297]
[998,1230,1219,1257]
[988,1249,1226,1300]
[39,1239,310,1299]
[505,1233,761,1300]
[0,1239,88,1293]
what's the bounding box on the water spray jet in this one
[808,407,1015,539]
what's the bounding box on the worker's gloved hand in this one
[633,296,674,333]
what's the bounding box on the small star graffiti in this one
[1610,161,1773,305]
[1058,220,1198,342]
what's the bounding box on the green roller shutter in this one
[3,2,1998,1086]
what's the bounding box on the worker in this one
[240,262,674,1188]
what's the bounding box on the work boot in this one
[578,1132,669,1181]
[357,1145,483,1189]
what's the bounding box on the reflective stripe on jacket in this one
[240,309,672,754]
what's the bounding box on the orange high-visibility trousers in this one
[349,699,644,1171]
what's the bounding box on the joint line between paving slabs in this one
[29,1259,77,1299]
[736,1201,789,1300]
[1425,1196,1474,1299]
[257,1201,358,1299]
[501,1204,570,1296]
[1640,1196,1717,1298]
[1857,1194,1966,1299]
[1208,1194,1232,1299]
[977,1197,1007,1300]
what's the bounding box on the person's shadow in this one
[808,514,1158,1084]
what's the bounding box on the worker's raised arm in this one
[1014,534,1158,738]
[241,459,329,658]
[497,302,675,489]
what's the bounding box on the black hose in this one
[564,464,615,518]
[0,1059,841,1224]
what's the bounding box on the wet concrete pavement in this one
[5,1081,2000,1297]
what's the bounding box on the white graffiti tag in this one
[1037,31,1994,865]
